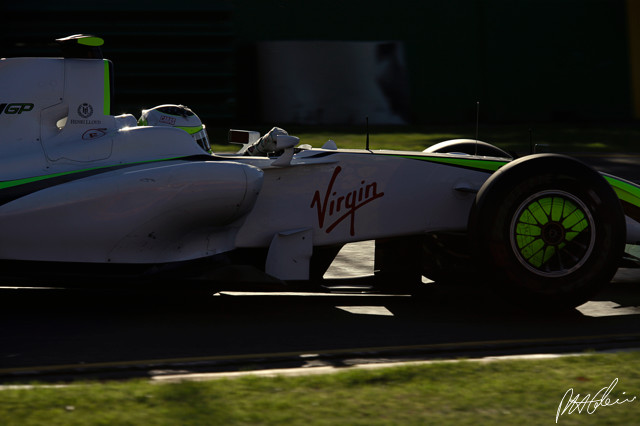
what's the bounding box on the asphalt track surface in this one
[0,154,639,383]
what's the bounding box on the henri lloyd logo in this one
[70,103,101,125]
[78,103,93,118]
[310,166,384,236]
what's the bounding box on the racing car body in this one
[2,35,640,309]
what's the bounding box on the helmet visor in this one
[182,125,211,153]
[194,126,211,153]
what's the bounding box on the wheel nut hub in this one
[542,222,565,245]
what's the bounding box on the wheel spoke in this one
[554,244,566,271]
[510,191,595,277]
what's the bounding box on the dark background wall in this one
[1,0,635,126]
[235,0,633,124]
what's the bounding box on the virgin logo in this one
[82,128,107,140]
[310,166,384,236]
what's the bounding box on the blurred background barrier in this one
[0,0,637,127]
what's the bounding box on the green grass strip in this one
[1,351,639,425]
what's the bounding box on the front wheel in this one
[469,154,625,310]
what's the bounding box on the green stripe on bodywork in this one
[604,175,640,209]
[378,153,507,172]
[0,157,187,191]
[0,171,76,190]
[103,60,110,115]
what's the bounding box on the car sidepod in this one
[0,159,263,264]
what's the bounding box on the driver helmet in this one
[138,104,211,153]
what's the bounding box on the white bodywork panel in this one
[265,228,313,280]
[234,151,483,248]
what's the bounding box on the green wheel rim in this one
[510,190,595,277]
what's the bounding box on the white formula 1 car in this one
[2,35,640,309]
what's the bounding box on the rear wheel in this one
[469,154,625,310]
[424,139,512,158]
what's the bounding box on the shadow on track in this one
[0,271,638,383]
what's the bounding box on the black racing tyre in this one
[469,154,625,310]
[424,139,513,158]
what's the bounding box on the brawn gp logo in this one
[0,103,34,114]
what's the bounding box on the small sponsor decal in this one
[70,119,102,125]
[77,103,94,118]
[159,115,176,125]
[310,166,384,236]
[0,103,34,114]
[82,128,108,140]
